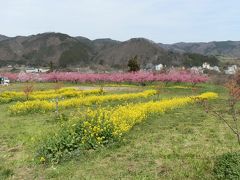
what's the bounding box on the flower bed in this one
[0,88,104,103]
[36,92,218,163]
[9,90,157,115]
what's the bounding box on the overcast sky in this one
[1,0,239,43]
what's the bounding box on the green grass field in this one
[0,82,239,179]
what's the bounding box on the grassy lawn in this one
[0,82,238,179]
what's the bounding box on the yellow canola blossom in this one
[0,91,24,103]
[85,92,218,136]
[36,91,218,163]
[29,88,103,100]
[0,88,103,103]
[9,90,157,115]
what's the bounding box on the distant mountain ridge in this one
[93,38,185,68]
[0,32,237,68]
[0,35,9,41]
[158,41,240,57]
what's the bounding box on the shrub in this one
[35,110,116,164]
[213,152,240,179]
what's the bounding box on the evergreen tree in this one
[49,61,54,72]
[128,55,140,72]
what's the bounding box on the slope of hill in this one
[0,35,9,41]
[159,41,240,57]
[93,38,185,68]
[0,33,92,66]
[75,36,93,49]
[92,38,121,52]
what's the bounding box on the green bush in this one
[213,151,240,180]
[35,111,116,164]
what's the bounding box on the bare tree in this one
[23,83,34,100]
[198,73,240,145]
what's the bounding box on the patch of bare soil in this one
[75,86,142,92]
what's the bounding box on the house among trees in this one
[25,67,49,73]
[190,66,204,74]
[225,65,238,75]
[155,64,164,71]
[202,62,220,72]
[145,63,154,70]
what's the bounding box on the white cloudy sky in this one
[1,0,239,43]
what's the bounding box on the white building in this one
[155,64,164,71]
[191,66,203,74]
[202,62,220,72]
[25,68,38,73]
[225,65,238,75]
[212,66,221,72]
[38,68,49,73]
[202,62,210,69]
[25,68,49,73]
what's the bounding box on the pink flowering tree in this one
[1,71,208,85]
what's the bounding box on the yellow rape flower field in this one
[0,82,239,179]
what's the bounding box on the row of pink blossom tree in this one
[1,71,208,85]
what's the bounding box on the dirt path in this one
[75,86,144,92]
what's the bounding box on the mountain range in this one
[0,32,238,68]
[158,41,240,58]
